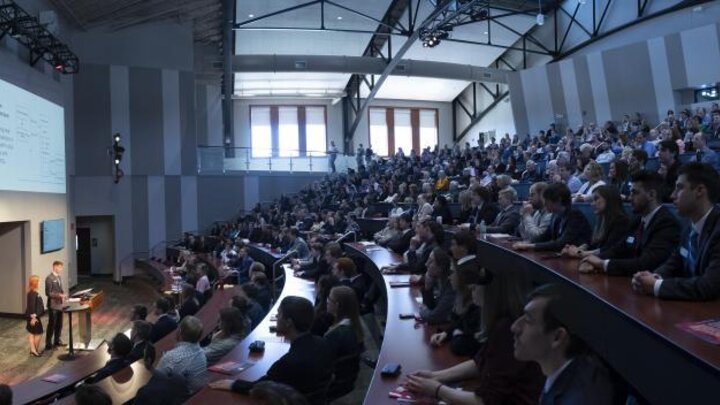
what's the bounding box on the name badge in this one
[680,247,689,258]
[626,236,635,244]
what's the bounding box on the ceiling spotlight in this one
[578,0,586,4]
[248,14,254,18]
[483,31,488,35]
[114,134,121,143]
[337,16,343,20]
[536,13,545,26]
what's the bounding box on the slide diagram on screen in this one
[0,78,66,194]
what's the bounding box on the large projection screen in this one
[0,78,66,194]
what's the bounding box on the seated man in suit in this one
[633,163,720,300]
[85,333,132,384]
[470,186,500,227]
[156,316,209,394]
[150,296,178,343]
[284,228,310,259]
[127,320,156,366]
[210,296,335,405]
[333,258,367,305]
[486,186,521,234]
[386,213,415,254]
[382,219,444,276]
[579,171,680,275]
[513,183,591,252]
[293,242,328,281]
[511,284,617,405]
[178,284,201,319]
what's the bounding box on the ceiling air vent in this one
[294,61,307,69]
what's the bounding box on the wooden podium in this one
[73,290,105,351]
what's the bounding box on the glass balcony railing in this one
[197,146,358,174]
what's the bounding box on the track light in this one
[536,13,545,26]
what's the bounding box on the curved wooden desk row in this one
[342,243,466,405]
[186,264,316,404]
[13,254,231,405]
[475,237,720,405]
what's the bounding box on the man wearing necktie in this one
[45,261,67,350]
[633,163,720,300]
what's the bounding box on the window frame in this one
[367,106,439,157]
[249,105,328,158]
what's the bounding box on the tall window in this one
[251,107,272,158]
[278,107,299,157]
[250,105,327,157]
[368,107,438,156]
[393,109,413,154]
[419,109,438,151]
[369,108,389,156]
[305,107,327,157]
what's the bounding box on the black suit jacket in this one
[487,206,521,234]
[150,315,178,343]
[178,297,200,319]
[232,333,335,403]
[539,356,616,405]
[386,229,415,254]
[471,203,500,226]
[655,206,720,300]
[85,357,129,384]
[591,214,631,254]
[396,241,437,275]
[600,206,680,276]
[127,339,156,364]
[534,208,592,252]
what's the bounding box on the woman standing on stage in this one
[26,275,44,357]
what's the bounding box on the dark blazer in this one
[127,339,156,364]
[419,283,455,324]
[590,214,631,254]
[386,228,415,254]
[85,357,129,384]
[232,333,335,404]
[150,314,178,343]
[396,241,437,275]
[655,206,720,300]
[487,205,521,234]
[134,372,188,405]
[539,356,616,405]
[600,206,680,276]
[534,208,592,252]
[324,323,364,399]
[178,297,200,319]
[472,203,500,226]
[45,272,64,310]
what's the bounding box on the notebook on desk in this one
[208,361,254,375]
[677,318,720,345]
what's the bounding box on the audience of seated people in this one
[33,107,720,405]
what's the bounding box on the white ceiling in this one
[234,0,538,101]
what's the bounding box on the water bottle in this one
[478,220,487,235]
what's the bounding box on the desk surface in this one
[344,243,466,405]
[187,265,316,404]
[476,236,720,404]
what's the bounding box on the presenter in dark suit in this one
[578,172,680,275]
[45,261,66,351]
[26,275,44,357]
[513,184,591,252]
[633,163,720,300]
[210,296,335,405]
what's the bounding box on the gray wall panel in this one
[507,72,529,136]
[546,63,567,124]
[129,67,164,175]
[179,72,197,175]
[573,57,596,125]
[131,176,149,252]
[147,176,166,251]
[664,33,688,90]
[165,176,182,241]
[586,52,611,124]
[181,176,199,233]
[196,83,209,146]
[603,42,659,125]
[680,24,720,87]
[162,70,182,175]
[559,59,583,129]
[648,37,676,120]
[197,176,244,232]
[74,64,112,176]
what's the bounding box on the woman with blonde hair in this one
[574,160,606,201]
[26,275,44,356]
